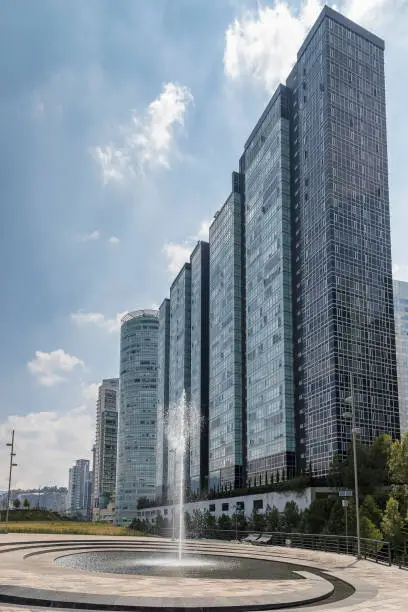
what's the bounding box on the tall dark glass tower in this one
[286,6,399,476]
[209,172,246,490]
[156,298,170,498]
[190,241,210,493]
[168,264,192,491]
[240,86,295,485]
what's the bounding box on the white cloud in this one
[223,0,404,94]
[27,349,84,387]
[92,82,193,185]
[163,218,212,277]
[79,230,100,242]
[342,0,406,29]
[197,220,211,241]
[70,310,126,333]
[108,236,120,245]
[393,264,408,282]
[163,243,192,276]
[0,384,97,489]
[224,0,323,93]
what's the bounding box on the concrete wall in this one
[135,487,333,523]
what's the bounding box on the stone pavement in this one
[0,533,406,610]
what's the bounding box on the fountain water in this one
[166,390,188,562]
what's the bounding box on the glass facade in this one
[92,378,119,518]
[393,280,408,433]
[168,264,191,490]
[156,299,170,498]
[287,6,399,476]
[241,86,295,484]
[116,310,159,523]
[190,241,210,493]
[209,172,245,490]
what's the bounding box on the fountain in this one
[166,390,188,563]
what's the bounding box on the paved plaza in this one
[0,533,406,610]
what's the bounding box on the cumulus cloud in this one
[163,243,193,276]
[343,0,406,29]
[163,218,212,277]
[27,350,84,387]
[0,383,98,489]
[224,0,323,93]
[196,220,211,241]
[223,0,404,94]
[70,311,127,333]
[79,230,100,242]
[108,236,120,245]
[393,264,408,282]
[92,82,193,185]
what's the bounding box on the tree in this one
[361,495,382,528]
[265,505,281,532]
[381,496,404,548]
[13,499,21,509]
[250,508,266,532]
[218,514,232,532]
[326,498,345,535]
[360,516,382,541]
[282,501,300,532]
[329,434,392,496]
[23,498,30,509]
[388,432,408,485]
[303,497,336,534]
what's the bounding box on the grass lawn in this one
[0,521,142,536]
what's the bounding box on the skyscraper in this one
[240,86,296,485]
[393,280,408,433]
[92,378,119,521]
[155,6,400,489]
[68,459,91,518]
[190,241,210,493]
[156,298,170,498]
[168,264,191,492]
[287,6,399,475]
[116,310,159,524]
[209,172,246,490]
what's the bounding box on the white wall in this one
[136,487,333,523]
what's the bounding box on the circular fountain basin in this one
[56,550,303,580]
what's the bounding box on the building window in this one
[253,499,263,511]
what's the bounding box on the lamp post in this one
[342,499,349,554]
[343,374,361,560]
[5,430,17,534]
[169,449,176,540]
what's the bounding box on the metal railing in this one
[396,540,408,570]
[159,527,391,565]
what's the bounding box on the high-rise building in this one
[240,86,296,485]
[168,264,191,491]
[286,6,399,475]
[116,310,159,524]
[156,298,170,498]
[92,378,119,521]
[68,459,91,518]
[209,172,246,490]
[155,6,400,488]
[393,280,408,433]
[189,241,210,493]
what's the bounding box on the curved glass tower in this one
[115,310,159,524]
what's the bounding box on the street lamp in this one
[169,449,176,540]
[343,374,361,560]
[5,430,17,534]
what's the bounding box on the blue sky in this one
[1,0,407,489]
